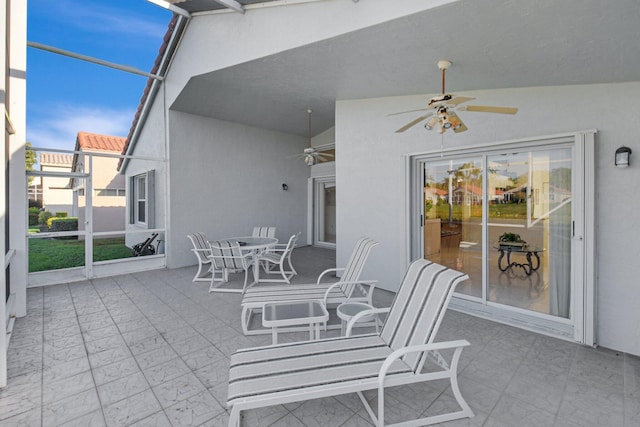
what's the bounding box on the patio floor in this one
[2,246,639,426]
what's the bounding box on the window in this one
[129,170,154,228]
[135,175,146,224]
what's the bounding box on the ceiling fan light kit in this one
[390,59,518,134]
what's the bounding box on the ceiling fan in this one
[389,60,518,134]
[290,109,334,166]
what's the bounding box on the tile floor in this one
[2,246,639,426]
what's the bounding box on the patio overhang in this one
[167,0,640,137]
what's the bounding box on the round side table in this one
[336,302,379,336]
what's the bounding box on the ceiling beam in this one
[212,0,245,14]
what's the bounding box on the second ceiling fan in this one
[390,60,518,134]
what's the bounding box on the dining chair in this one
[187,232,219,282]
[258,232,300,283]
[209,240,255,293]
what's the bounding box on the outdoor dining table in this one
[222,236,278,287]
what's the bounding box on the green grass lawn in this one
[29,237,133,272]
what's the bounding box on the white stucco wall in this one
[336,81,640,356]
[167,111,310,269]
[123,90,167,252]
[163,0,456,108]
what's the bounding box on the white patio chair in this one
[257,232,300,283]
[240,236,379,335]
[252,226,276,238]
[227,259,474,427]
[187,232,221,282]
[208,240,255,294]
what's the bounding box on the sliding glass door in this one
[413,133,593,342]
[423,157,483,298]
[486,149,572,317]
[314,178,336,248]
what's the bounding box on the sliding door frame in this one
[407,130,596,345]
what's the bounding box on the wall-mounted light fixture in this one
[615,146,632,168]
[281,183,288,191]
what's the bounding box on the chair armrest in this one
[322,280,378,306]
[375,340,472,426]
[345,307,390,337]
[192,248,212,261]
[378,340,470,384]
[317,268,345,284]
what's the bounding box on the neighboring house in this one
[452,184,482,206]
[39,153,73,216]
[117,0,640,358]
[70,132,127,234]
[424,187,447,205]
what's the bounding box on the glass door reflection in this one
[487,149,572,317]
[423,158,483,298]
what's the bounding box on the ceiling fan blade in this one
[315,155,334,161]
[460,105,518,114]
[447,96,475,106]
[387,108,430,117]
[395,113,433,133]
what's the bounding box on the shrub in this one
[28,207,40,225]
[49,217,78,240]
[39,210,53,226]
[29,199,42,209]
[28,228,40,234]
[55,212,68,218]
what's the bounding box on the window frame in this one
[129,170,154,228]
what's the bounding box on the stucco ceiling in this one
[170,0,640,136]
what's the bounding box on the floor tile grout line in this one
[60,280,107,426]
[129,270,236,360]
[106,271,228,424]
[148,268,366,426]
[550,339,579,426]
[97,273,175,426]
[126,271,233,418]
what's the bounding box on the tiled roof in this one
[77,132,126,152]
[40,153,73,166]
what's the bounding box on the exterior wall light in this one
[615,146,632,168]
[282,183,288,191]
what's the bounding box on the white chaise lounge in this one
[239,236,379,335]
[227,259,474,427]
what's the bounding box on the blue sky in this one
[27,0,173,150]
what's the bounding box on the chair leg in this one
[241,268,250,294]
[287,253,297,276]
[193,262,203,282]
[241,306,252,335]
[228,406,241,427]
[279,261,290,284]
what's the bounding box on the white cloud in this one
[39,0,169,40]
[27,103,135,151]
